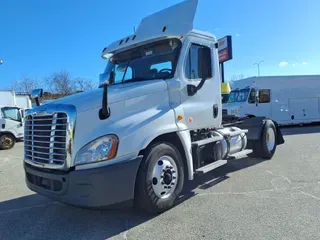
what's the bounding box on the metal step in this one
[227,149,253,159]
[192,136,224,147]
[195,160,227,174]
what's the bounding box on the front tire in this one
[252,120,277,159]
[135,142,185,213]
[0,134,15,150]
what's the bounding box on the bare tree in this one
[11,77,39,94]
[45,71,76,96]
[229,74,245,81]
[74,78,96,92]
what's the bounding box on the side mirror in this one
[31,89,43,106]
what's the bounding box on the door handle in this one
[213,104,218,118]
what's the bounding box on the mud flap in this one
[235,117,284,145]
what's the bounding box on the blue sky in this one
[0,0,319,89]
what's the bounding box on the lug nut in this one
[161,181,165,185]
[173,176,176,179]
[168,186,171,189]
[172,170,176,173]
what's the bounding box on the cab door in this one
[177,35,221,130]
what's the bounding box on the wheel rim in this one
[266,128,275,151]
[150,155,178,199]
[1,136,12,148]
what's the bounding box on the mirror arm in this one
[196,77,207,91]
[99,84,111,120]
[187,77,207,96]
[35,98,40,106]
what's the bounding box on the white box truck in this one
[15,94,32,110]
[0,90,25,149]
[223,75,320,125]
[23,0,284,213]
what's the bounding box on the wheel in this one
[251,120,277,159]
[135,142,185,213]
[0,134,16,150]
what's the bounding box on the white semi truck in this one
[23,0,284,213]
[0,90,27,149]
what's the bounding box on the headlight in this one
[75,134,118,165]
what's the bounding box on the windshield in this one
[236,88,250,102]
[1,107,21,122]
[222,94,230,103]
[102,39,181,85]
[227,90,239,103]
[227,88,251,103]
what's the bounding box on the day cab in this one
[23,0,284,213]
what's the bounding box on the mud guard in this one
[235,117,284,145]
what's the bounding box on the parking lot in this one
[1,125,320,240]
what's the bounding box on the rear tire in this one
[0,134,15,150]
[251,120,277,159]
[135,142,185,213]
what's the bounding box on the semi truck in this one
[0,90,27,149]
[23,0,284,213]
[223,75,320,125]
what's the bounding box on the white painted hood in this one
[49,80,168,113]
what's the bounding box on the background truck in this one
[23,0,284,213]
[223,75,320,125]
[0,90,28,149]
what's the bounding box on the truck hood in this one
[47,80,167,113]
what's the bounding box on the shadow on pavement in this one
[0,156,268,239]
[0,194,154,240]
[178,156,268,203]
[280,123,320,136]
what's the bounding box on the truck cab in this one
[0,106,24,149]
[23,0,284,213]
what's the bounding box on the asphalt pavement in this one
[1,125,320,240]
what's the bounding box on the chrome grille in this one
[24,113,68,166]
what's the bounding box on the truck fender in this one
[236,117,284,145]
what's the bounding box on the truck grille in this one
[24,113,68,166]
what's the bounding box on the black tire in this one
[252,120,277,159]
[0,134,16,150]
[134,142,185,213]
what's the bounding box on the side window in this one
[248,88,256,104]
[185,44,212,80]
[259,89,270,103]
[114,64,133,84]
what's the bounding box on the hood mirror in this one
[31,89,43,106]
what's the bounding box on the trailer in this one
[223,75,320,125]
[23,0,284,213]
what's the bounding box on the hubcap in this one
[266,128,275,151]
[150,156,178,199]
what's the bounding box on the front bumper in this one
[24,157,142,208]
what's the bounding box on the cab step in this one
[195,160,227,175]
[227,149,253,159]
